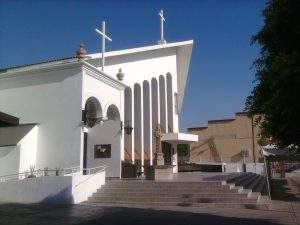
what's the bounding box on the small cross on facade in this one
[158,9,166,44]
[95,21,112,71]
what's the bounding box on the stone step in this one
[99,186,237,193]
[237,174,260,187]
[234,173,257,186]
[226,173,253,183]
[93,192,249,198]
[253,177,267,194]
[246,175,263,190]
[88,196,258,204]
[104,181,223,187]
[85,201,268,210]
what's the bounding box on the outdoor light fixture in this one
[121,121,133,135]
[125,125,133,135]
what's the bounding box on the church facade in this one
[0,40,197,178]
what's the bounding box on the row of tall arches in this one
[124,73,174,166]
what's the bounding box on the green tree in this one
[246,0,300,151]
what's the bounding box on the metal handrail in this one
[0,165,107,183]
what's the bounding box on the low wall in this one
[224,163,265,175]
[0,171,105,204]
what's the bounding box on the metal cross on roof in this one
[95,21,112,71]
[158,9,166,44]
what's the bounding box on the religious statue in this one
[154,124,164,165]
[155,124,162,153]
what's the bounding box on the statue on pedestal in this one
[154,124,164,165]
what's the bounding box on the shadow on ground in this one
[0,203,287,225]
[77,207,282,225]
[271,178,300,201]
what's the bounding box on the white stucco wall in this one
[82,71,123,177]
[18,126,38,174]
[86,120,121,177]
[90,48,179,133]
[89,49,180,167]
[0,171,105,204]
[0,68,83,171]
[0,126,38,176]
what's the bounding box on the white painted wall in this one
[0,68,83,171]
[86,120,121,177]
[92,48,179,133]
[0,126,38,176]
[94,48,179,164]
[82,72,123,177]
[0,171,105,204]
[18,126,38,174]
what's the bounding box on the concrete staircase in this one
[225,172,269,200]
[87,173,269,209]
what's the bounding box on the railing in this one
[0,165,107,183]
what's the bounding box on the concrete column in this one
[149,82,153,165]
[157,79,161,124]
[172,143,178,173]
[140,86,144,170]
[131,88,135,163]
[120,91,125,161]
[164,76,168,133]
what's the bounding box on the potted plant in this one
[27,165,36,178]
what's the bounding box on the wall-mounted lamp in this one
[121,121,133,135]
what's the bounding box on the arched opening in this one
[159,75,167,133]
[107,104,120,121]
[143,80,151,165]
[83,97,103,173]
[166,73,173,132]
[134,83,143,169]
[151,77,159,159]
[84,97,103,128]
[124,87,133,163]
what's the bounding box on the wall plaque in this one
[94,144,111,158]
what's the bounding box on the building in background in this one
[187,112,263,165]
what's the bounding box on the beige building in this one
[187,112,262,164]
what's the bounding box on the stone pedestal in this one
[154,152,165,166]
[144,165,174,180]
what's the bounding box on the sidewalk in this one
[0,202,299,225]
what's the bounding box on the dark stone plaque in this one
[94,144,111,158]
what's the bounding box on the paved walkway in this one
[0,202,299,225]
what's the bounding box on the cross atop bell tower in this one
[95,21,112,71]
[158,9,167,44]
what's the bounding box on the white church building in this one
[0,12,198,185]
[0,39,197,179]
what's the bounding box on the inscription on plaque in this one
[94,144,111,158]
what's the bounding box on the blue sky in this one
[0,0,266,131]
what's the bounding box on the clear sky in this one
[0,0,266,131]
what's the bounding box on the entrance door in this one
[162,142,172,165]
